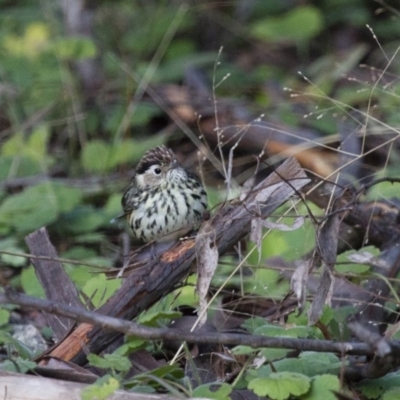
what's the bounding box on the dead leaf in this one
[196,222,219,327]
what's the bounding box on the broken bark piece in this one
[25,228,85,340]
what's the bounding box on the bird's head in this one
[135,145,185,189]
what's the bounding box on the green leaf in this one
[383,388,400,400]
[105,193,124,222]
[300,374,340,400]
[259,348,290,362]
[335,247,379,275]
[26,124,50,161]
[0,308,10,326]
[231,345,257,356]
[145,364,184,380]
[242,317,271,333]
[0,183,82,233]
[57,206,106,234]
[1,126,52,173]
[335,263,370,275]
[87,354,131,372]
[0,357,36,373]
[124,364,184,388]
[129,385,156,394]
[366,181,400,201]
[251,6,323,44]
[51,184,83,213]
[192,383,232,400]
[20,266,45,299]
[81,375,119,400]
[81,140,111,173]
[0,185,56,232]
[0,155,43,180]
[358,372,400,399]
[0,331,34,359]
[1,131,25,156]
[253,323,312,339]
[53,37,97,60]
[114,338,146,356]
[248,372,310,399]
[252,352,342,378]
[107,139,138,169]
[138,311,182,327]
[107,136,165,170]
[319,305,334,326]
[0,239,26,267]
[129,104,162,127]
[81,273,121,308]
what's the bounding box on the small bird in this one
[121,145,207,243]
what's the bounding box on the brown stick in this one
[25,228,84,340]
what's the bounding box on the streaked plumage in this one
[122,146,207,242]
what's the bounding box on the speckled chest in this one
[129,177,207,242]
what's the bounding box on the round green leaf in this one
[383,388,400,400]
[251,6,323,43]
[0,308,10,326]
[81,140,111,173]
[248,372,310,399]
[0,182,82,233]
[301,374,340,400]
[192,383,232,400]
[53,37,97,60]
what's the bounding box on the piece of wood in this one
[0,371,188,400]
[25,228,85,340]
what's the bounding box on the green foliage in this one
[335,247,379,275]
[365,181,400,201]
[0,357,36,373]
[81,137,164,173]
[192,383,232,400]
[358,372,400,399]
[0,238,26,267]
[56,206,107,235]
[383,389,400,400]
[123,364,184,393]
[52,37,97,60]
[81,375,120,400]
[246,352,343,384]
[86,346,185,395]
[87,353,131,373]
[300,374,340,400]
[81,140,111,173]
[113,337,147,356]
[251,6,324,44]
[0,331,34,359]
[242,318,319,341]
[0,308,10,326]
[0,182,82,234]
[20,266,45,298]
[245,353,343,399]
[81,136,167,173]
[1,125,53,180]
[138,310,182,327]
[81,273,121,308]
[248,372,311,399]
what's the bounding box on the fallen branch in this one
[0,290,376,357]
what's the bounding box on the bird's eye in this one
[154,167,162,175]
